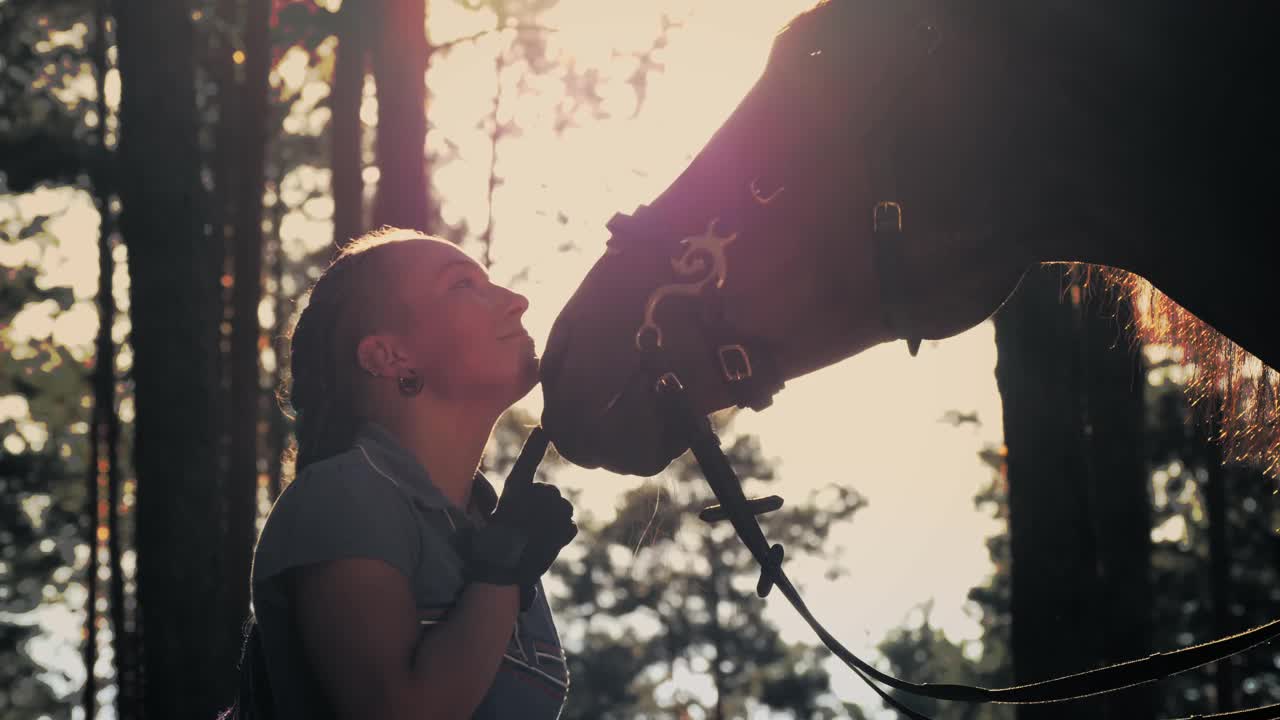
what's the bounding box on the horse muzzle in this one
[539,316,687,477]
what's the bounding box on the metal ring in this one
[635,324,663,352]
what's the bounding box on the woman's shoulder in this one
[252,448,425,587]
[277,447,413,512]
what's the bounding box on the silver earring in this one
[397,369,424,397]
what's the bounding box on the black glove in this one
[459,428,578,610]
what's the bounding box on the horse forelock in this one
[1075,265,1280,479]
[776,0,887,54]
[777,0,835,39]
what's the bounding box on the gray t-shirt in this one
[250,421,569,719]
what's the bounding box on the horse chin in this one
[540,384,686,477]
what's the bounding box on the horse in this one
[537,0,1278,479]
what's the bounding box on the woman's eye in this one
[451,277,475,290]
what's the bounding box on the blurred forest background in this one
[1,0,1278,718]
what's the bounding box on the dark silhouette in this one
[115,0,231,716]
[994,267,1153,719]
[538,2,1278,480]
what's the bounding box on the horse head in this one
[539,1,1032,475]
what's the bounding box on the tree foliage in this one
[1145,355,1280,717]
[876,287,1280,720]
[876,444,1013,720]
[548,431,863,719]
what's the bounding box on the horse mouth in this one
[539,270,692,476]
[540,360,685,477]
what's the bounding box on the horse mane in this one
[1078,265,1280,479]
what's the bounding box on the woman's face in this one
[396,240,537,406]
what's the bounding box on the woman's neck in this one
[382,406,499,512]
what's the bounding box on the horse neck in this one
[1034,217,1277,373]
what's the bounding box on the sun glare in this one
[2,1,1013,715]
[424,2,1003,712]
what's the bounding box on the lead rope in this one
[650,373,1280,720]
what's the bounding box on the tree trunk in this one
[1203,429,1236,712]
[88,1,138,713]
[226,0,271,663]
[994,266,1153,720]
[479,40,506,267]
[1075,280,1154,720]
[210,0,238,494]
[705,534,726,720]
[266,195,287,500]
[331,0,368,247]
[83,360,101,719]
[83,5,112,714]
[370,0,430,232]
[115,0,227,715]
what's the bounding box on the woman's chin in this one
[507,376,539,409]
[509,354,541,395]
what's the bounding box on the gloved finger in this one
[505,426,549,493]
[528,480,562,495]
[555,496,573,516]
[525,484,565,506]
[561,522,579,544]
[535,489,569,512]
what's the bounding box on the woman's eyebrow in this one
[434,258,484,281]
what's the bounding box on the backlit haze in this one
[428,2,1006,715]
[1,1,1006,716]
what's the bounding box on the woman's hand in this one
[460,428,578,609]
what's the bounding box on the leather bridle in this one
[604,202,1280,717]
[595,6,1280,718]
[605,209,785,413]
[605,199,1280,720]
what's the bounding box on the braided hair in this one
[278,226,435,479]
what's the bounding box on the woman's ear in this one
[355,335,401,377]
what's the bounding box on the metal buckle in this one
[873,200,902,233]
[718,344,753,382]
[655,371,684,393]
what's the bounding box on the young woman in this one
[248,227,579,719]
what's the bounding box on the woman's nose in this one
[503,286,530,316]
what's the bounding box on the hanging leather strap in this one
[653,373,1280,720]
